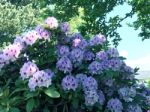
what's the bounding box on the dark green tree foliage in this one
[129,0,150,40]
[7,0,130,46]
[43,0,129,46]
[2,0,150,46]
[0,0,38,47]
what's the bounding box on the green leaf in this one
[43,107,50,112]
[15,79,24,87]
[26,99,35,112]
[25,91,39,100]
[72,98,79,109]
[0,109,7,112]
[10,108,20,112]
[9,96,22,105]
[0,92,3,97]
[9,88,27,97]
[3,89,9,97]
[44,87,60,98]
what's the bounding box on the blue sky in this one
[108,3,150,71]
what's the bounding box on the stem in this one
[63,105,65,112]
[53,107,57,112]
[65,104,68,112]
[63,103,69,112]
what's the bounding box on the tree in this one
[128,0,150,40]
[5,0,131,46]
[1,0,150,46]
[0,0,39,47]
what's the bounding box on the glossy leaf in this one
[44,88,60,98]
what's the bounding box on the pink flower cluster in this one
[20,61,53,91]
[23,30,40,45]
[0,43,23,69]
[3,44,22,61]
[35,25,51,40]
[45,17,58,29]
[20,61,39,80]
[0,17,56,70]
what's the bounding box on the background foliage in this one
[0,0,149,47]
[129,0,150,40]
[0,0,39,47]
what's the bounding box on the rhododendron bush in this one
[0,17,149,112]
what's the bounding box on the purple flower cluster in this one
[76,73,87,85]
[118,87,136,102]
[107,48,119,58]
[55,31,123,75]
[75,74,100,106]
[61,75,78,91]
[70,48,84,66]
[96,51,108,61]
[88,61,103,75]
[16,18,53,47]
[82,76,98,91]
[20,61,39,80]
[107,98,123,112]
[82,76,99,106]
[121,63,135,80]
[28,70,53,91]
[138,84,150,106]
[35,25,51,40]
[19,61,54,91]
[72,38,88,50]
[145,96,150,106]
[107,58,123,71]
[72,38,81,47]
[57,45,70,58]
[88,48,123,74]
[127,105,142,112]
[61,73,103,106]
[44,69,55,78]
[56,56,72,73]
[84,90,99,106]
[71,33,83,40]
[97,90,105,105]
[104,87,114,97]
[0,53,8,69]
[60,22,70,33]
[90,34,106,46]
[103,77,114,87]
[140,84,150,96]
[123,64,134,74]
[83,51,95,61]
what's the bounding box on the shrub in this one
[0,17,149,112]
